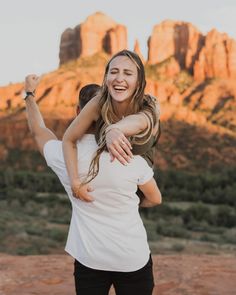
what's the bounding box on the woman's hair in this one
[83,49,158,184]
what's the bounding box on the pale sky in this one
[0,0,235,86]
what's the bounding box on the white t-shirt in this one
[43,134,153,272]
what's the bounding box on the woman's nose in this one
[114,73,124,82]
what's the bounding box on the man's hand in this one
[25,74,40,92]
[71,178,94,202]
[105,127,133,165]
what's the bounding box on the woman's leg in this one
[112,255,154,295]
[74,260,112,295]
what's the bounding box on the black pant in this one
[74,255,154,295]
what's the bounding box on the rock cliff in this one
[1,13,236,171]
[59,15,236,82]
[59,12,127,64]
[147,20,236,81]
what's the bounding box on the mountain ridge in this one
[0,13,235,171]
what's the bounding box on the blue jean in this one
[74,255,154,295]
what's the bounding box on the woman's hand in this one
[71,178,94,202]
[105,126,133,165]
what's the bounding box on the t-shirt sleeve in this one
[43,140,67,179]
[137,157,154,185]
[43,140,62,167]
[43,140,73,201]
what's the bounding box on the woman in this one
[62,49,160,202]
[61,49,161,294]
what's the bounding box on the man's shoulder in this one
[43,139,63,166]
[131,155,153,175]
[44,139,62,153]
[77,134,97,148]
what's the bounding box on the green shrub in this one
[171,243,185,252]
[47,228,67,242]
[182,203,212,225]
[156,224,190,239]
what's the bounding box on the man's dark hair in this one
[79,84,100,109]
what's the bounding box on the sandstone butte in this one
[0,12,236,169]
[0,12,235,170]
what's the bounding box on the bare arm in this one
[105,97,160,164]
[110,113,148,137]
[24,75,57,155]
[62,96,100,201]
[138,178,162,208]
[109,96,160,136]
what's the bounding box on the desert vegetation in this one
[1,164,235,255]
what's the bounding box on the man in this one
[24,74,160,208]
[24,74,161,295]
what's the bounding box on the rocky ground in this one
[0,254,235,295]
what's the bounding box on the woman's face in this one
[106,56,138,105]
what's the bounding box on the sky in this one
[0,0,236,86]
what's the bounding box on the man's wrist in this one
[24,90,35,100]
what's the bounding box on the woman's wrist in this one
[71,176,81,184]
[105,124,122,135]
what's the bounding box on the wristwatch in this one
[24,91,35,100]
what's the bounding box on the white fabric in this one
[43,134,153,272]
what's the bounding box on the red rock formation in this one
[227,38,236,79]
[146,80,181,106]
[158,57,181,78]
[59,12,127,65]
[148,21,236,82]
[134,39,145,64]
[194,29,229,81]
[192,29,236,81]
[105,25,127,55]
[147,20,203,72]
[182,79,236,131]
[59,28,80,65]
[1,16,236,170]
[59,15,236,82]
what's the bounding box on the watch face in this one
[26,91,35,96]
[24,91,35,100]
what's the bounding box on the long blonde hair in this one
[85,50,157,184]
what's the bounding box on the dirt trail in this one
[0,254,235,295]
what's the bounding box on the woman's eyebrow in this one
[110,67,119,71]
[109,67,134,73]
[124,69,134,73]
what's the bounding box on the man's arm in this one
[25,75,57,155]
[138,178,162,208]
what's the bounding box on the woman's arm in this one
[62,96,100,201]
[106,97,160,164]
[110,96,160,137]
[105,113,147,164]
[138,178,162,208]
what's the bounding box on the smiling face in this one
[106,56,138,109]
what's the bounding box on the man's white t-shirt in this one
[43,134,153,272]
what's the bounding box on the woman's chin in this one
[111,93,132,104]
